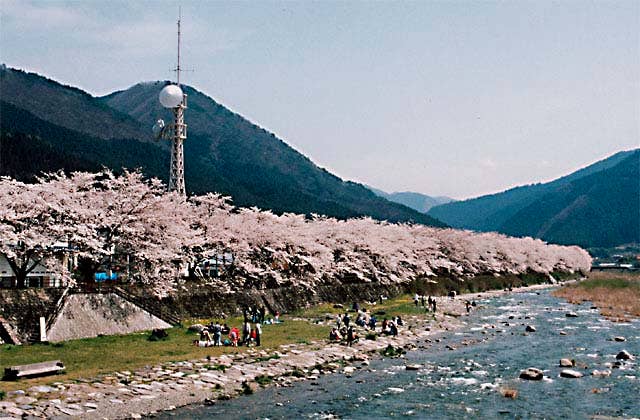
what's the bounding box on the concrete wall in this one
[46,293,170,342]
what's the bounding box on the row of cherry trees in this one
[0,170,591,295]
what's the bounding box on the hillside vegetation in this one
[0,67,443,226]
[428,150,639,247]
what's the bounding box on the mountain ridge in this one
[428,149,639,247]
[0,66,445,227]
[368,187,455,213]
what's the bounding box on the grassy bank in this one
[552,271,640,321]
[0,319,327,393]
[0,294,426,394]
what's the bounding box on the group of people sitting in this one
[329,302,404,346]
[194,319,263,348]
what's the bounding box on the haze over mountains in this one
[368,187,455,213]
[0,66,444,226]
[428,149,639,248]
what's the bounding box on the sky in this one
[1,1,638,200]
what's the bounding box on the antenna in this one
[154,7,188,197]
[175,6,182,86]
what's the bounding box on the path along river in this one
[159,289,639,419]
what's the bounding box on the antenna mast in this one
[155,8,188,197]
[168,7,187,196]
[176,6,181,85]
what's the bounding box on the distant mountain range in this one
[368,187,455,213]
[428,150,640,248]
[0,66,445,227]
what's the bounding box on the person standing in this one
[242,320,251,346]
[255,322,262,346]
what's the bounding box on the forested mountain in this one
[0,67,444,226]
[428,150,639,247]
[368,187,455,213]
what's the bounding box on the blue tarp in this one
[94,272,118,282]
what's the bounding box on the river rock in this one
[565,312,578,318]
[613,336,626,342]
[616,350,634,360]
[559,359,574,367]
[405,364,421,371]
[560,369,583,378]
[13,396,37,405]
[591,369,611,377]
[188,324,205,333]
[519,368,544,380]
[525,325,536,333]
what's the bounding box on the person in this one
[466,301,471,313]
[255,322,262,346]
[200,328,212,343]
[230,327,240,347]
[421,295,426,307]
[242,320,251,346]
[414,293,419,307]
[381,318,388,333]
[396,316,404,327]
[274,311,280,323]
[222,323,230,335]
[432,299,437,313]
[368,315,377,331]
[389,321,398,337]
[329,327,341,341]
[343,313,350,329]
[336,314,342,329]
[250,327,257,345]
[427,296,433,312]
[259,306,266,323]
[346,326,356,346]
[213,322,222,346]
[352,301,360,312]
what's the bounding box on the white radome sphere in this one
[159,84,184,108]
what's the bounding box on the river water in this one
[161,290,639,419]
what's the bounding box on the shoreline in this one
[0,283,565,419]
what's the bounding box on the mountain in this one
[368,187,455,213]
[0,67,445,226]
[428,150,640,247]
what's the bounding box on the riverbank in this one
[553,271,640,321]
[0,283,564,419]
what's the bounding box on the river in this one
[158,289,639,419]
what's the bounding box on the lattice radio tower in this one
[153,8,188,196]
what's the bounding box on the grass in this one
[553,271,640,321]
[290,293,430,321]
[0,290,471,394]
[0,319,327,393]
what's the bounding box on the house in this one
[0,244,76,288]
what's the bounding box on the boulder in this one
[565,312,578,318]
[519,368,544,380]
[613,336,626,342]
[559,359,574,367]
[405,364,421,371]
[560,369,583,378]
[591,369,611,378]
[525,325,536,333]
[188,324,205,333]
[616,350,634,360]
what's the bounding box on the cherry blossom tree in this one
[0,169,592,296]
